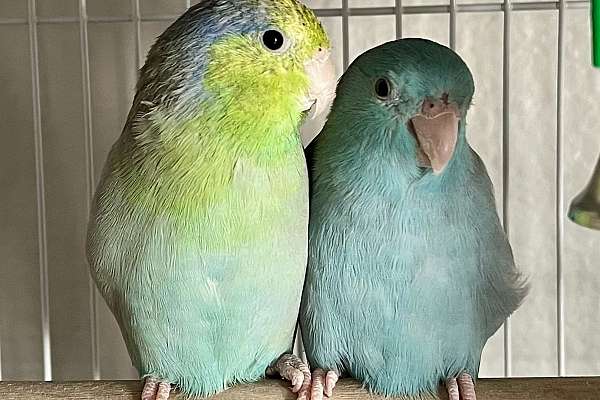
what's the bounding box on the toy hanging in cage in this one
[568,0,600,229]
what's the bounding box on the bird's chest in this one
[396,188,482,279]
[391,197,485,338]
[210,156,309,245]
[342,195,483,327]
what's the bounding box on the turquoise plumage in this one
[300,38,527,399]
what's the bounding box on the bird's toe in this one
[273,353,311,395]
[457,373,477,400]
[446,377,459,400]
[141,377,171,400]
[446,373,476,400]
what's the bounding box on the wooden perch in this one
[2,377,600,400]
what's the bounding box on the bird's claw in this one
[272,354,312,397]
[141,377,171,400]
[306,368,338,400]
[446,373,476,400]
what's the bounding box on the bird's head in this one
[329,38,474,178]
[134,0,335,145]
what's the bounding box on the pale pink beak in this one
[409,95,460,175]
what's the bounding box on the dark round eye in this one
[262,30,285,51]
[374,78,392,99]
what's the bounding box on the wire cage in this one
[0,0,599,385]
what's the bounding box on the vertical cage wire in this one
[132,0,143,69]
[502,0,513,378]
[27,0,52,382]
[0,329,3,380]
[556,0,566,378]
[341,0,350,70]
[78,0,100,381]
[395,0,403,39]
[449,0,457,49]
[186,0,191,10]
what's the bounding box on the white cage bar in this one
[449,0,457,49]
[77,0,100,382]
[0,328,2,380]
[27,0,52,383]
[342,0,350,70]
[556,0,567,378]
[132,0,143,69]
[395,0,403,38]
[0,0,591,381]
[502,0,513,378]
[0,1,591,26]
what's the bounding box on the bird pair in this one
[86,1,527,400]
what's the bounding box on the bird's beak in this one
[409,97,460,175]
[301,48,337,120]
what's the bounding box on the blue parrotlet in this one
[86,1,336,399]
[300,38,528,400]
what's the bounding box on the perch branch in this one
[1,377,599,400]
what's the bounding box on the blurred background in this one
[0,0,599,382]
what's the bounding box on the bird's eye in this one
[262,30,286,52]
[374,78,392,100]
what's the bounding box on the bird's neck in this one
[114,100,306,220]
[136,97,304,165]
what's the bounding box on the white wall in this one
[0,0,599,381]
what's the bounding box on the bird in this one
[86,1,336,399]
[300,38,527,400]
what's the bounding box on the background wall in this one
[1,0,599,382]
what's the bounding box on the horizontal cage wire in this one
[0,1,592,25]
[0,0,597,383]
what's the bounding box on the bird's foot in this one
[141,377,171,400]
[268,354,312,399]
[446,373,476,400]
[307,368,338,400]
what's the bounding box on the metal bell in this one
[569,156,600,230]
[568,1,600,230]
